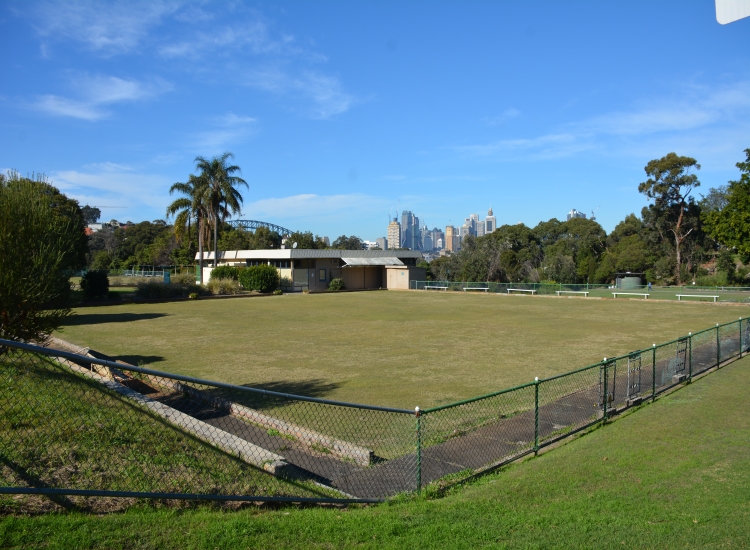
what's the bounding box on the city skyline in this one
[1,2,748,239]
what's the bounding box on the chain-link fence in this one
[0,318,747,503]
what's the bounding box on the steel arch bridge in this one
[227,220,293,236]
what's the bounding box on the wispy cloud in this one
[50,162,173,221]
[189,113,258,153]
[246,69,357,119]
[30,74,172,120]
[31,0,180,55]
[454,81,750,162]
[482,108,521,126]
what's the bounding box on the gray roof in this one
[197,249,422,261]
[342,257,404,266]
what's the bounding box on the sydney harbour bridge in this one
[227,220,293,236]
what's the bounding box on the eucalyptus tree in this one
[166,174,210,283]
[638,152,701,285]
[193,152,248,267]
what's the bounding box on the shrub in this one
[328,278,346,291]
[135,281,205,299]
[210,266,239,281]
[273,289,283,295]
[0,176,83,344]
[238,265,279,293]
[80,270,109,300]
[188,292,200,300]
[171,273,197,285]
[206,278,242,295]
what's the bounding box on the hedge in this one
[238,265,280,293]
[209,266,240,281]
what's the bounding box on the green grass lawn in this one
[55,292,748,408]
[3,351,749,548]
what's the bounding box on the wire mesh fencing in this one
[0,318,747,504]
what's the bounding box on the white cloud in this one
[189,113,258,153]
[453,133,592,160]
[50,164,174,222]
[29,75,172,120]
[483,108,521,126]
[32,0,180,55]
[246,69,356,119]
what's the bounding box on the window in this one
[271,260,290,268]
[319,269,326,281]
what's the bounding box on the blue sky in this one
[1,1,749,240]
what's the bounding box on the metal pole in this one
[415,407,422,494]
[716,324,720,367]
[740,318,743,358]
[688,332,693,382]
[652,344,656,402]
[534,377,539,454]
[603,359,608,422]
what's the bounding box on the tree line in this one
[430,150,750,286]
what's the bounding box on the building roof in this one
[196,249,422,261]
[342,257,404,266]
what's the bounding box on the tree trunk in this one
[674,233,682,286]
[198,213,204,285]
[213,216,218,268]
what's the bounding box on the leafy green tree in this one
[286,231,326,249]
[81,205,101,225]
[331,235,363,250]
[638,152,701,284]
[0,175,84,344]
[702,149,750,257]
[193,153,248,267]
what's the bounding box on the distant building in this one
[485,207,496,234]
[567,209,587,221]
[387,219,401,250]
[477,221,485,237]
[363,240,378,250]
[445,225,460,252]
[436,237,443,249]
[376,237,387,250]
[322,236,331,246]
[401,210,421,250]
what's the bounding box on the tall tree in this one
[702,149,750,257]
[193,153,248,268]
[166,174,209,283]
[638,152,701,284]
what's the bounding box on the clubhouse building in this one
[196,249,426,292]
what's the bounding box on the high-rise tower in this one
[485,206,496,234]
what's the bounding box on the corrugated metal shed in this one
[341,257,404,266]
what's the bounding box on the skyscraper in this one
[567,209,587,221]
[445,225,460,252]
[376,237,387,250]
[485,207,496,234]
[477,221,485,237]
[387,218,401,250]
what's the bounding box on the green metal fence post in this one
[740,318,743,358]
[652,344,656,402]
[716,324,720,367]
[415,406,422,494]
[534,377,539,454]
[688,333,692,382]
[602,359,608,422]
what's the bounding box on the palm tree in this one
[166,174,210,283]
[193,152,248,267]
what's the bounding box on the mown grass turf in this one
[55,291,748,408]
[2,352,749,548]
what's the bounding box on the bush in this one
[171,272,197,285]
[188,292,199,300]
[328,278,346,291]
[206,278,242,295]
[135,281,205,299]
[273,289,283,295]
[238,265,280,293]
[80,270,109,300]
[0,176,83,344]
[210,266,239,281]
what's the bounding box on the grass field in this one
[3,351,749,548]
[55,291,748,408]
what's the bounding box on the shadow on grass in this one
[242,379,341,399]
[61,312,169,326]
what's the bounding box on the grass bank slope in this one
[56,292,747,408]
[3,352,750,548]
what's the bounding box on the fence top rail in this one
[0,339,414,415]
[422,380,536,413]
